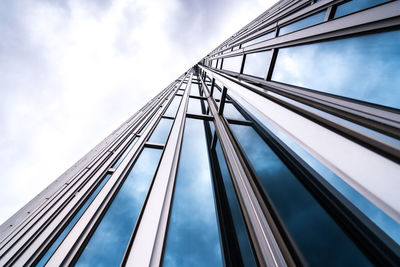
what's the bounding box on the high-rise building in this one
[1,0,399,266]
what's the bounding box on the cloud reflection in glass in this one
[229,124,372,266]
[163,118,223,267]
[272,30,400,109]
[75,147,162,267]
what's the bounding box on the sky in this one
[0,0,277,224]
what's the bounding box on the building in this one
[1,0,399,266]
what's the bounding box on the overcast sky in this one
[0,0,277,224]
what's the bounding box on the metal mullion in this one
[189,95,207,100]
[218,87,228,115]
[144,142,165,149]
[186,113,214,121]
[43,78,184,266]
[124,73,193,266]
[199,71,291,267]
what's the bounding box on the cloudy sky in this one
[0,0,276,224]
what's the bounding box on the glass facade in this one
[243,50,272,78]
[2,1,399,267]
[334,0,389,18]
[279,11,325,36]
[222,56,243,73]
[163,118,223,266]
[229,123,371,266]
[76,147,162,266]
[272,30,400,108]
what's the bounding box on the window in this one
[243,51,272,78]
[334,0,389,18]
[148,118,173,144]
[272,30,400,109]
[279,11,325,36]
[211,139,258,266]
[190,83,202,97]
[76,148,163,266]
[242,31,275,47]
[187,97,208,115]
[223,102,246,121]
[164,95,182,117]
[112,137,138,169]
[37,173,113,266]
[222,56,243,73]
[163,118,223,266]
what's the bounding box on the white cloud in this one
[0,0,277,224]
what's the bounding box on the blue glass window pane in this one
[214,140,257,267]
[334,0,389,18]
[111,137,138,169]
[164,95,182,117]
[36,174,112,267]
[279,11,325,36]
[243,51,272,78]
[243,31,275,47]
[148,118,173,144]
[190,83,202,97]
[224,102,246,121]
[187,97,208,115]
[222,56,243,73]
[163,118,223,266]
[272,30,400,109]
[229,124,372,266]
[76,148,162,267]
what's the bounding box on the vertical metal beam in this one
[199,67,289,267]
[125,74,193,267]
[218,86,228,115]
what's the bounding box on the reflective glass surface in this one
[334,0,389,18]
[187,97,208,115]
[36,174,112,267]
[111,137,138,169]
[148,118,173,144]
[190,83,202,97]
[213,84,222,100]
[222,56,243,73]
[163,118,223,266]
[214,140,257,267]
[228,93,400,244]
[272,30,400,108]
[76,148,162,266]
[279,11,325,36]
[243,51,272,78]
[164,95,182,117]
[224,102,246,121]
[229,124,371,266]
[243,31,275,47]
